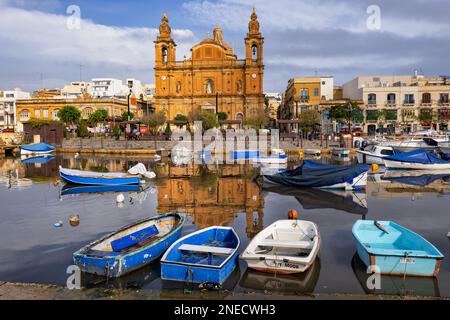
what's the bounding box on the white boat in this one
[356,145,396,165]
[383,149,450,170]
[253,149,288,165]
[378,132,450,152]
[20,143,55,155]
[304,149,321,156]
[241,220,320,274]
[332,148,350,157]
[384,160,450,170]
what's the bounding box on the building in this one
[61,82,93,98]
[342,75,450,135]
[280,76,334,120]
[33,89,61,98]
[264,92,282,120]
[15,96,137,132]
[91,78,127,98]
[0,89,31,130]
[126,79,144,99]
[154,10,265,123]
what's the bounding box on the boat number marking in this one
[400,258,416,264]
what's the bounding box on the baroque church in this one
[154,9,265,123]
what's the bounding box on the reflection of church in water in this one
[155,163,264,237]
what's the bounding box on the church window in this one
[251,44,258,61]
[162,47,168,64]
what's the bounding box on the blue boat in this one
[263,160,369,190]
[73,212,186,278]
[20,143,55,155]
[384,149,450,170]
[61,184,142,196]
[352,220,444,277]
[59,166,142,186]
[161,226,240,284]
[21,154,55,164]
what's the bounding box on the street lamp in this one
[347,101,353,147]
[127,80,133,121]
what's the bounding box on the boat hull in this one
[20,143,55,155]
[60,171,141,186]
[384,159,450,170]
[357,151,385,165]
[73,213,185,278]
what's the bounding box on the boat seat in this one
[111,225,159,252]
[179,244,234,255]
[259,239,314,250]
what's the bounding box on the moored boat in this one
[20,143,55,155]
[59,163,156,186]
[161,226,240,284]
[73,212,186,278]
[383,149,450,170]
[356,145,398,165]
[21,154,55,164]
[263,160,369,190]
[61,184,142,196]
[253,149,288,165]
[241,220,320,274]
[352,220,444,277]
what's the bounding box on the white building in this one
[319,76,334,101]
[126,79,143,99]
[0,89,31,130]
[61,81,93,98]
[91,78,127,98]
[143,84,156,101]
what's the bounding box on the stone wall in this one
[62,138,175,151]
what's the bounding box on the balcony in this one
[421,100,432,106]
[367,100,377,106]
[438,100,450,106]
[385,100,396,107]
[403,100,415,106]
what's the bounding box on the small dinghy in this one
[383,149,450,170]
[356,145,399,165]
[241,220,320,274]
[161,226,240,284]
[263,160,369,190]
[352,220,444,277]
[20,142,55,155]
[73,212,186,278]
[59,163,156,186]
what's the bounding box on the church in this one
[154,9,265,124]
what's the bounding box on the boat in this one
[61,184,142,197]
[73,212,186,278]
[231,150,261,160]
[263,160,369,190]
[253,149,288,165]
[356,145,399,165]
[239,258,320,295]
[21,154,55,164]
[351,254,441,297]
[304,149,322,157]
[241,220,320,274]
[20,142,55,155]
[383,149,450,170]
[59,163,156,186]
[352,220,444,277]
[332,148,350,158]
[378,131,450,152]
[263,186,368,216]
[160,226,240,284]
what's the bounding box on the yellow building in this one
[15,97,137,129]
[154,10,265,123]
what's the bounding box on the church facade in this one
[154,10,265,124]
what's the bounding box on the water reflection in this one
[239,258,320,296]
[351,254,441,298]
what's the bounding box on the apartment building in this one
[0,89,31,130]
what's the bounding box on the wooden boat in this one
[59,163,155,186]
[73,212,186,278]
[161,226,240,284]
[383,149,450,170]
[241,220,320,274]
[352,220,444,277]
[356,145,398,165]
[20,143,55,155]
[263,160,369,190]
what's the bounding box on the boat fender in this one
[69,215,80,227]
[116,194,125,203]
[288,209,299,220]
[53,221,63,228]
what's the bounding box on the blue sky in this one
[1,0,450,92]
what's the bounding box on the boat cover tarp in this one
[383,174,450,187]
[21,143,55,152]
[264,160,369,188]
[385,149,450,164]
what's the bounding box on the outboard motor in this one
[361,140,369,149]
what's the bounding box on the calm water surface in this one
[0,154,448,298]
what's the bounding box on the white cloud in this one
[0,3,197,90]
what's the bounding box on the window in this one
[368,93,376,104]
[422,93,431,104]
[162,47,168,64]
[35,109,41,118]
[440,93,449,104]
[300,89,309,100]
[404,94,415,104]
[251,44,258,61]
[381,149,394,156]
[20,110,30,121]
[314,88,319,97]
[82,108,93,118]
[387,93,396,104]
[52,110,60,120]
[43,109,49,118]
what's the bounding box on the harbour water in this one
[0,154,449,298]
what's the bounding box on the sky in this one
[1,0,450,93]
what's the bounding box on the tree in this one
[77,120,89,137]
[217,112,228,121]
[58,105,81,125]
[145,111,166,135]
[173,114,188,128]
[198,111,219,132]
[121,111,134,121]
[88,109,108,124]
[299,109,320,133]
[329,101,363,132]
[244,110,268,130]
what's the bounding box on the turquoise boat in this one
[352,220,444,277]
